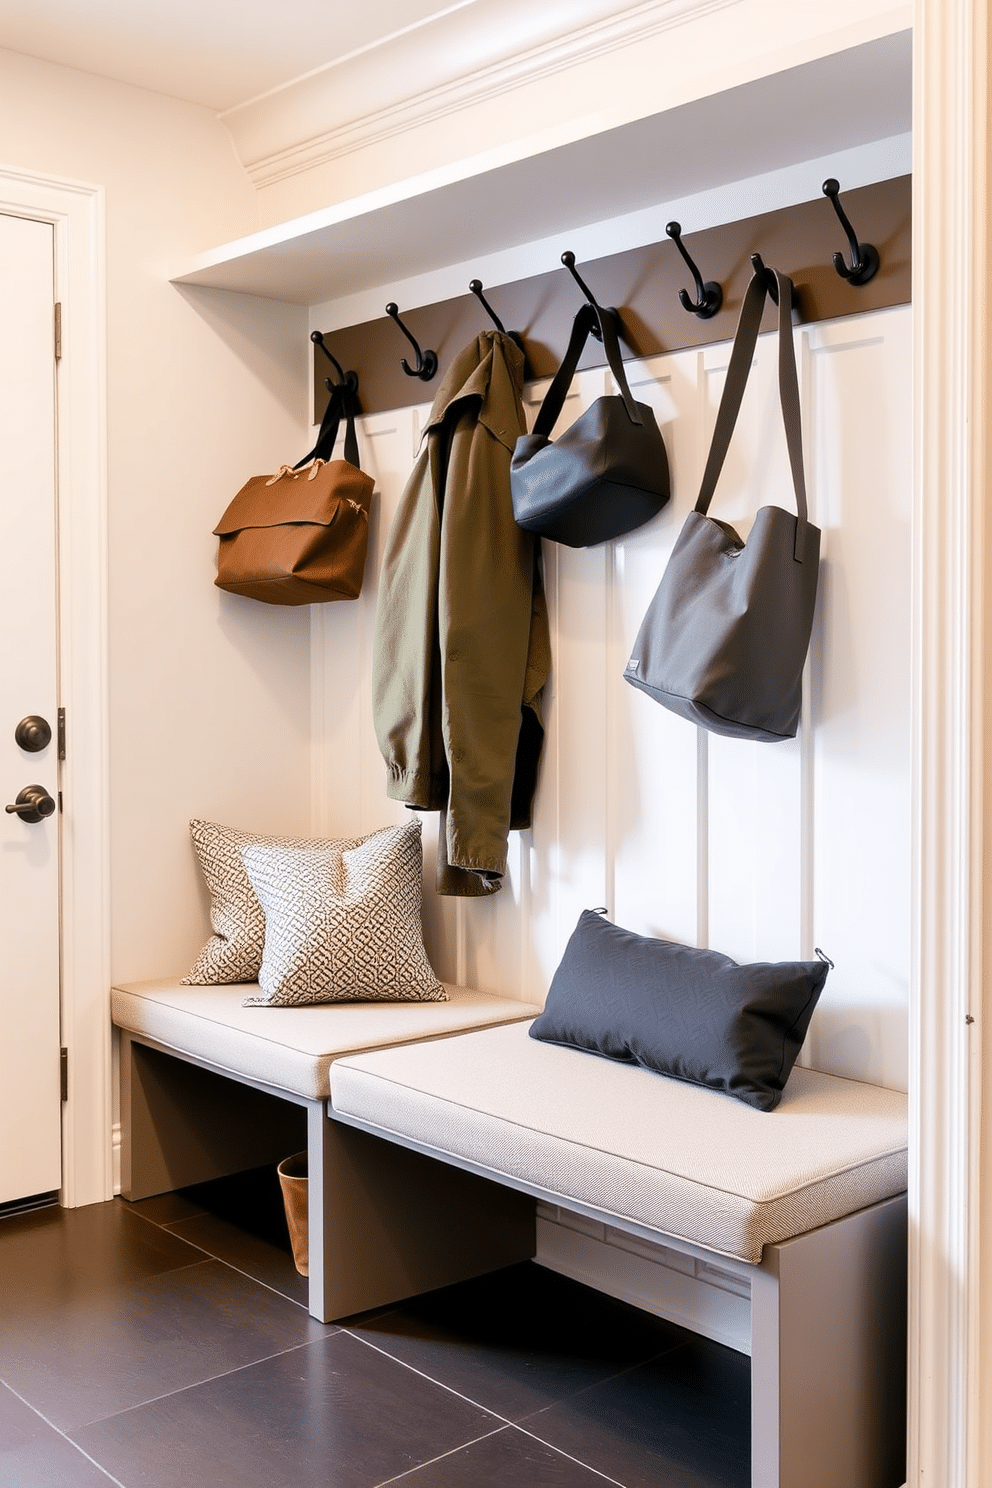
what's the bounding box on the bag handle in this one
[695,267,810,563]
[295,377,361,470]
[531,301,644,440]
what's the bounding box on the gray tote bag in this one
[623,267,819,743]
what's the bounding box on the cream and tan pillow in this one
[241,819,446,1007]
[183,818,357,985]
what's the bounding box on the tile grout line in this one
[339,1320,694,1453]
[65,1335,335,1433]
[370,1424,511,1487]
[130,1202,317,1315]
[501,1344,701,1487]
[168,1237,315,1313]
[122,1208,716,1486]
[372,1417,631,1488]
[1,1381,128,1488]
[344,1317,690,1424]
[512,1420,630,1486]
[339,1326,515,1425]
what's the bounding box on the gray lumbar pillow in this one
[529,909,830,1111]
[183,819,360,985]
[241,818,447,1007]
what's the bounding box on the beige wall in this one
[0,48,312,979]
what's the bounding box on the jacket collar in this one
[422,331,525,453]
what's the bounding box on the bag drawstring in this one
[265,459,326,486]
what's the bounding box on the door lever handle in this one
[5,785,56,822]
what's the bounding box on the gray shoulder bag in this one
[623,266,820,742]
[510,302,670,548]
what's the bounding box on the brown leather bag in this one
[214,380,374,605]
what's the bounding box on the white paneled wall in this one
[312,303,911,1345]
[314,302,912,1088]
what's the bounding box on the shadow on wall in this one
[174,282,309,428]
[806,999,909,1091]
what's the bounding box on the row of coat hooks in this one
[313,178,881,391]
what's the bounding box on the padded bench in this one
[112,979,542,1322]
[330,1021,909,1488]
[114,981,908,1488]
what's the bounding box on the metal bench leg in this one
[119,1033,305,1201]
[750,1193,907,1488]
[306,1103,536,1324]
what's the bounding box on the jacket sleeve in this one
[371,438,447,810]
[438,343,549,888]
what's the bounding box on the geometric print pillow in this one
[183,818,358,986]
[240,818,447,1006]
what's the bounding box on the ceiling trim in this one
[222,0,741,189]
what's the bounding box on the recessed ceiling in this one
[0,0,469,111]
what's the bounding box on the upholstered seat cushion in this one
[112,979,541,1102]
[330,1021,909,1264]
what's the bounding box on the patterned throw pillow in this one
[241,819,447,1007]
[183,819,357,985]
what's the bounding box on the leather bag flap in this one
[214,461,373,537]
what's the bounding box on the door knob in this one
[14,715,52,753]
[5,785,56,823]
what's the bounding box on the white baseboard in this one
[111,1121,121,1197]
[535,1203,751,1355]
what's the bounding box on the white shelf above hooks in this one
[171,31,910,308]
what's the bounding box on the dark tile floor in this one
[0,1168,750,1487]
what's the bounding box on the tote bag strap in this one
[295,377,361,469]
[532,301,643,440]
[695,268,810,563]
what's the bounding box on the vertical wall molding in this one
[326,311,911,1039]
[911,0,992,1481]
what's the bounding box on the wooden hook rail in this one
[312,174,910,422]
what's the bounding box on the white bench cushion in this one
[112,979,540,1102]
[330,1020,908,1264]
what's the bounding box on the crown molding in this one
[222,0,740,189]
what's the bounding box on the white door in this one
[0,212,61,1205]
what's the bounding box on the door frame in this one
[912,0,992,1479]
[0,163,110,1208]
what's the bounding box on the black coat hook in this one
[468,279,505,333]
[312,332,359,404]
[749,256,799,315]
[310,330,346,384]
[325,368,359,398]
[468,280,525,354]
[750,253,781,303]
[384,303,438,381]
[560,251,619,342]
[665,222,723,319]
[822,179,879,286]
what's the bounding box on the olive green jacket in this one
[372,331,550,897]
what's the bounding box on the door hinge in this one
[54,302,62,361]
[60,1048,68,1102]
[57,707,66,760]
